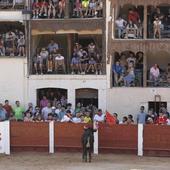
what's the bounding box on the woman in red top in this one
[156,112,167,125]
[32,0,41,19]
[39,0,48,17]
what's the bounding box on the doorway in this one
[76,88,98,107]
[37,88,67,106]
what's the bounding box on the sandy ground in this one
[0,152,170,170]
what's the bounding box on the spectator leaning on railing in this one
[1,98,170,127]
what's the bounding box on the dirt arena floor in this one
[0,152,170,170]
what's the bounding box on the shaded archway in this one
[76,88,98,107]
[37,88,67,107]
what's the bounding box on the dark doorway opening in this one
[76,88,98,107]
[148,101,167,114]
[37,88,67,106]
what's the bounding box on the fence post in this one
[0,121,10,155]
[138,123,144,156]
[49,121,54,154]
[93,122,99,154]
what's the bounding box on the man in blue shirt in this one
[0,103,6,121]
[112,61,123,86]
[137,106,147,124]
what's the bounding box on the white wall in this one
[107,87,170,122]
[0,11,24,21]
[0,58,27,107]
[28,75,107,111]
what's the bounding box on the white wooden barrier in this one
[0,121,10,155]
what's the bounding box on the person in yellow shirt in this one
[82,0,89,17]
[84,111,92,123]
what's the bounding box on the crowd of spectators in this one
[0,29,25,56]
[71,42,102,75]
[33,40,102,75]
[32,0,66,19]
[72,0,103,18]
[115,7,143,39]
[115,6,170,39]
[0,99,98,123]
[112,51,143,87]
[33,39,65,74]
[1,99,170,126]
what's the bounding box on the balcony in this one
[31,0,104,20]
[0,0,26,10]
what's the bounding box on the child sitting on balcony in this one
[89,0,97,17]
[47,54,54,73]
[82,0,89,17]
[39,0,48,18]
[58,0,65,18]
[48,0,56,18]
[87,56,97,73]
[73,0,83,18]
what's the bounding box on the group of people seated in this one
[71,42,102,75]
[32,0,66,19]
[33,40,102,75]
[72,0,103,18]
[149,63,170,87]
[112,51,143,87]
[0,29,25,57]
[33,39,65,74]
[115,8,143,39]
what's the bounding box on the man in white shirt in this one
[42,102,52,120]
[93,109,105,122]
[115,16,127,38]
[150,64,160,86]
[55,53,65,73]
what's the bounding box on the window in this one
[114,5,144,39]
[112,51,143,87]
[147,5,170,39]
[148,101,167,115]
[0,22,25,57]
[31,33,104,75]
[147,51,170,87]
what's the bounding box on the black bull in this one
[81,128,97,162]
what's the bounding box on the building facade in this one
[0,0,170,119]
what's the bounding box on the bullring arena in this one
[1,122,170,170]
[1,0,170,169]
[1,152,170,170]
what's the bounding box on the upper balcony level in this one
[31,0,104,20]
[108,0,170,40]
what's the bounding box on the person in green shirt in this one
[13,101,25,121]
